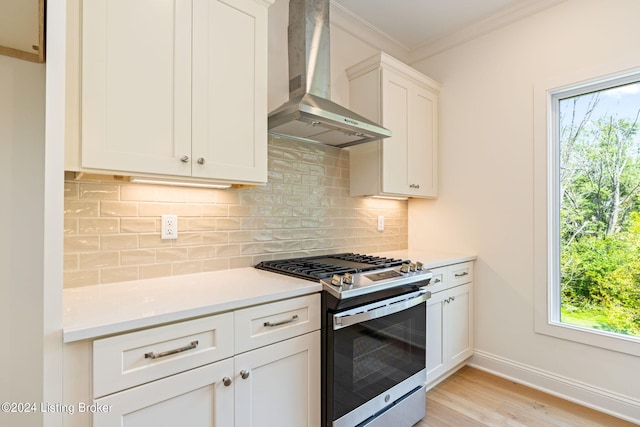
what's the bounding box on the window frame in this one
[533,63,640,357]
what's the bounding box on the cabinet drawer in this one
[234,293,320,354]
[448,262,474,287]
[424,266,447,294]
[93,312,234,398]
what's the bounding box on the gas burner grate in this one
[255,253,406,281]
[331,253,402,267]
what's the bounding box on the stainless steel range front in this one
[256,253,432,427]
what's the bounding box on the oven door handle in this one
[333,290,431,330]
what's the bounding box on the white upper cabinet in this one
[73,0,271,185]
[347,52,441,198]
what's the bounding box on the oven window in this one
[331,303,425,420]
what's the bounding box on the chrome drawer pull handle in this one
[264,314,299,328]
[454,272,469,277]
[144,340,199,360]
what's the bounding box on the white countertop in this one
[63,268,320,343]
[376,249,477,269]
[63,250,475,343]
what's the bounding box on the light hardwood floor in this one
[418,366,636,427]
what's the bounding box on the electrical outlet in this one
[161,215,178,240]
[377,215,384,231]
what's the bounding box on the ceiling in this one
[331,0,557,59]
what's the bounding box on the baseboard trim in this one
[468,350,640,424]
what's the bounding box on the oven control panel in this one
[365,270,402,281]
[323,261,432,299]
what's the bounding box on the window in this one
[555,78,640,339]
[534,65,640,356]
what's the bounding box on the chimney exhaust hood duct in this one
[268,0,391,148]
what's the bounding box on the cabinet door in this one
[426,282,474,386]
[410,86,438,197]
[426,290,447,383]
[234,331,320,427]
[381,69,411,195]
[82,0,192,176]
[93,358,234,427]
[380,69,437,197]
[192,0,268,183]
[446,283,473,366]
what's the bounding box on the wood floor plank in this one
[416,366,636,427]
[422,398,483,427]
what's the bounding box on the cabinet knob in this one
[240,370,250,380]
[197,157,206,165]
[180,155,190,163]
[222,377,232,387]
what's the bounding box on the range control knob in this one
[343,272,353,285]
[331,274,343,287]
[416,262,424,271]
[400,263,410,273]
[409,263,417,272]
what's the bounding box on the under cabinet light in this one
[129,177,232,189]
[371,196,409,201]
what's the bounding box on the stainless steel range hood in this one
[268,0,391,148]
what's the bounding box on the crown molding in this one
[330,0,566,66]
[330,0,410,63]
[409,0,567,63]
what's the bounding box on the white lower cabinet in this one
[94,332,320,427]
[425,263,474,388]
[88,294,321,427]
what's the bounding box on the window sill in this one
[535,316,640,357]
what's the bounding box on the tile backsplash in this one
[63,137,408,288]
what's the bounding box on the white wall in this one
[0,54,52,426]
[409,0,639,421]
[0,3,65,423]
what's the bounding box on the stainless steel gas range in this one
[256,253,432,427]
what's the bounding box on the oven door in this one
[328,289,428,427]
